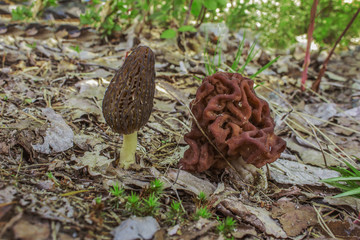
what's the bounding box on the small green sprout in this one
[69,45,81,54]
[109,182,125,198]
[143,193,160,216]
[167,200,185,225]
[149,179,164,196]
[194,207,212,220]
[47,172,54,180]
[197,191,207,204]
[109,182,125,209]
[1,95,8,101]
[26,42,37,49]
[217,216,236,238]
[47,172,59,186]
[95,196,102,204]
[24,98,33,104]
[126,192,141,215]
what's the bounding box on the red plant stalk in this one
[312,6,360,92]
[301,0,319,91]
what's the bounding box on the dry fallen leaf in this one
[271,200,317,237]
[13,219,50,240]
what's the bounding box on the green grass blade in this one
[238,41,259,74]
[322,176,360,182]
[343,160,360,176]
[333,187,360,198]
[329,166,357,177]
[231,32,246,71]
[250,56,279,79]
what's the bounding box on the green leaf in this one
[160,29,177,39]
[216,0,227,7]
[191,0,202,17]
[178,25,197,32]
[203,0,217,10]
[24,98,33,104]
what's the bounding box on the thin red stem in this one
[301,0,318,91]
[312,6,360,92]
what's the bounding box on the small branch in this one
[301,0,318,91]
[183,0,194,26]
[312,6,360,92]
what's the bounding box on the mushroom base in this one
[120,132,138,169]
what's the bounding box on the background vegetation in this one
[12,0,360,49]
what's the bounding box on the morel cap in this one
[102,46,156,135]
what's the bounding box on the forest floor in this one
[1,20,360,240]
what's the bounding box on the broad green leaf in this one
[160,29,177,39]
[191,0,202,17]
[217,0,227,7]
[204,0,217,10]
[178,25,197,32]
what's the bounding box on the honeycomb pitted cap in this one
[102,46,156,135]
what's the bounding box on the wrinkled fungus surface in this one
[179,72,286,172]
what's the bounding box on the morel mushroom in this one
[102,46,155,169]
[179,72,286,172]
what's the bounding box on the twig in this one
[313,205,336,238]
[183,0,194,26]
[312,6,360,92]
[301,0,318,91]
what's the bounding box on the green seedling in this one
[95,196,102,205]
[24,98,33,104]
[166,200,185,225]
[194,207,212,220]
[26,42,37,49]
[125,192,141,215]
[47,172,59,186]
[149,179,164,196]
[109,182,125,198]
[321,158,360,198]
[69,45,81,54]
[217,216,236,239]
[197,191,207,205]
[143,193,160,216]
[1,94,8,101]
[109,182,125,209]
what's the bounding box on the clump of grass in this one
[166,200,185,225]
[148,179,164,196]
[217,216,237,239]
[143,193,161,216]
[108,182,125,208]
[193,207,212,220]
[203,31,279,81]
[109,182,125,197]
[125,192,141,215]
[197,191,207,205]
[321,157,360,198]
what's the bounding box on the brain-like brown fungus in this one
[102,46,155,169]
[179,72,286,172]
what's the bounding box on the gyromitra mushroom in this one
[102,46,155,169]
[179,72,286,172]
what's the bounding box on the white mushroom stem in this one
[120,131,137,169]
